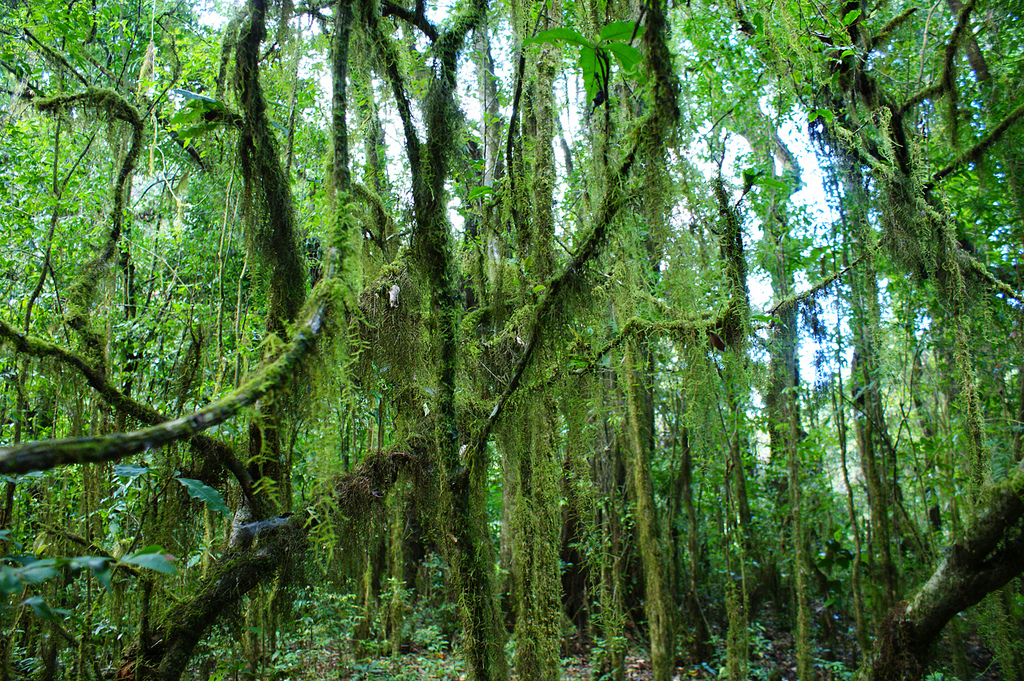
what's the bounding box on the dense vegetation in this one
[1,0,1023,678]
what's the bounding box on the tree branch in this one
[926,99,1024,189]
[380,0,438,41]
[0,317,255,496]
[0,286,336,476]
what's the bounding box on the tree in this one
[1,0,1024,678]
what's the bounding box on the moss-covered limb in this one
[0,291,332,476]
[361,0,422,194]
[146,518,308,681]
[927,100,1024,189]
[34,87,144,363]
[858,463,1024,680]
[123,446,423,681]
[331,0,353,197]
[380,0,438,41]
[22,28,90,88]
[897,0,976,116]
[410,3,508,679]
[236,0,306,334]
[329,0,365,308]
[622,341,674,681]
[767,252,868,316]
[0,315,254,493]
[475,82,677,449]
[472,134,640,456]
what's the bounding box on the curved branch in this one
[0,317,255,496]
[33,87,144,361]
[474,128,641,454]
[381,0,438,41]
[768,252,868,316]
[927,99,1024,189]
[122,446,423,681]
[363,0,421,196]
[0,287,336,476]
[898,0,976,116]
[861,461,1024,680]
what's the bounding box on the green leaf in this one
[842,9,861,25]
[532,284,546,294]
[598,21,639,42]
[175,123,222,143]
[604,42,641,74]
[70,556,114,591]
[524,27,591,48]
[22,596,60,623]
[14,558,58,585]
[809,108,834,124]
[113,464,149,478]
[578,46,602,103]
[753,12,765,37]
[176,477,230,518]
[742,168,759,191]
[123,546,179,574]
[466,186,495,201]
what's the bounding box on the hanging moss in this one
[235,0,307,336]
[33,87,144,366]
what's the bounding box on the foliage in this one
[0,0,1022,679]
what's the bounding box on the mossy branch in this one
[0,287,335,476]
[150,518,307,681]
[927,100,1024,189]
[870,8,917,52]
[123,445,420,681]
[34,87,144,361]
[475,3,680,453]
[236,0,307,332]
[474,127,642,454]
[768,252,868,316]
[363,0,422,195]
[861,460,1024,679]
[23,27,89,87]
[381,0,438,41]
[898,0,976,116]
[587,313,720,367]
[0,317,256,497]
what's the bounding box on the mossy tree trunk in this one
[621,339,674,681]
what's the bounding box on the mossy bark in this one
[592,391,627,681]
[621,341,674,681]
[508,397,562,681]
[857,464,1024,681]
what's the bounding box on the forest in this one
[0,0,1023,677]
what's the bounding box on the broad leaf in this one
[176,477,230,518]
[113,464,150,478]
[604,42,642,73]
[578,46,603,103]
[123,546,179,574]
[22,596,60,623]
[525,27,591,48]
[598,21,640,42]
[466,186,495,201]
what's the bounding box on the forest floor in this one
[285,631,1003,681]
[258,610,1003,681]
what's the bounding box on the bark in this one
[0,292,332,476]
[622,340,674,681]
[117,448,422,681]
[858,462,1024,680]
